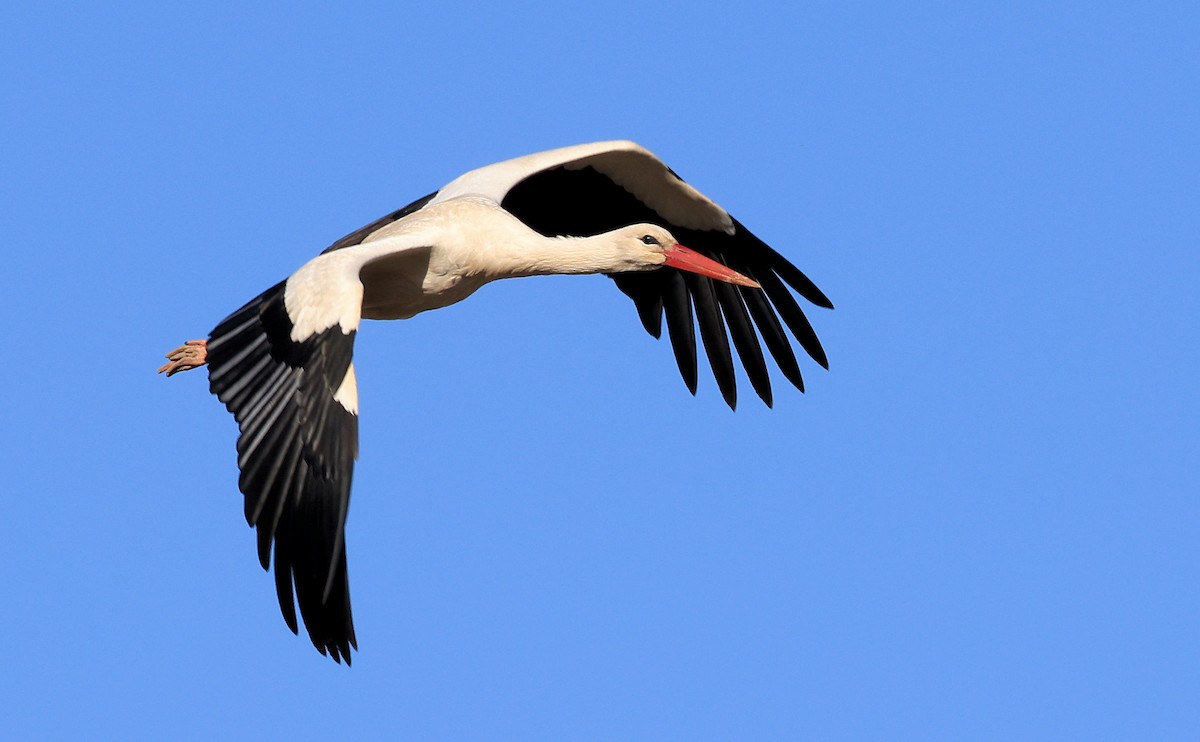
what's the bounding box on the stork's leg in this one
[158,339,208,376]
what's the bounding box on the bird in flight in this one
[159,140,833,664]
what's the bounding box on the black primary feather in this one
[207,281,359,664]
[501,164,832,408]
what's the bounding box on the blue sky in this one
[2,1,1197,738]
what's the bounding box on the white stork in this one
[159,140,833,664]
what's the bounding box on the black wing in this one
[206,281,359,663]
[501,164,833,410]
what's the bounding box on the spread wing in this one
[207,280,359,663]
[491,141,833,409]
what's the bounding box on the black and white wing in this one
[450,140,834,409]
[206,280,359,663]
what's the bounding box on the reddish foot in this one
[158,339,208,376]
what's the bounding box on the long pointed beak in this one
[663,244,760,288]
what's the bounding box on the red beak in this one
[662,244,760,288]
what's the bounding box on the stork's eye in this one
[640,235,661,246]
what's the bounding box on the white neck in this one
[412,199,658,280]
[479,232,651,279]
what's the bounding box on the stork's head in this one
[611,223,759,288]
